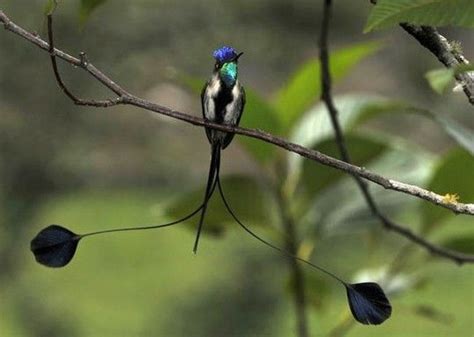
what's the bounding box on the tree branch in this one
[369,0,474,105]
[1,10,474,264]
[400,24,474,105]
[319,0,474,266]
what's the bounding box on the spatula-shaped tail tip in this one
[31,224,80,268]
[345,282,392,325]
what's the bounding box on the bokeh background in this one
[0,1,473,336]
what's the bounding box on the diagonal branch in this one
[400,24,474,105]
[319,0,473,265]
[1,10,473,215]
[369,0,474,105]
[1,10,474,264]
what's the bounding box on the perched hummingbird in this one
[30,46,391,326]
[193,46,246,254]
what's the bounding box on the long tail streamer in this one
[192,143,221,254]
[215,176,392,325]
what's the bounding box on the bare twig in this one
[369,0,474,105]
[46,15,124,107]
[1,10,474,263]
[319,0,474,265]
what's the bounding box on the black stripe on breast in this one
[214,81,235,123]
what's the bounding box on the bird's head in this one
[213,46,243,86]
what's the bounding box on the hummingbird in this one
[192,46,245,254]
[30,46,391,326]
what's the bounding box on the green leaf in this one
[425,68,455,94]
[286,95,400,191]
[338,94,474,157]
[287,95,435,226]
[79,0,107,23]
[425,64,474,94]
[421,149,474,229]
[299,134,387,200]
[274,42,381,132]
[166,175,273,236]
[440,235,474,254]
[302,145,434,234]
[289,95,387,150]
[355,102,474,157]
[365,0,474,32]
[178,74,281,163]
[301,94,474,158]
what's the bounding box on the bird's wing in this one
[235,83,245,127]
[201,79,214,143]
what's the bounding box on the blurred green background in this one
[0,1,473,336]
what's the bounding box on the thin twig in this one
[1,10,474,263]
[319,0,473,266]
[46,15,123,107]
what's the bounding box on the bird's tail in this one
[192,143,221,254]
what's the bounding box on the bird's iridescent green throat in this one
[220,62,238,86]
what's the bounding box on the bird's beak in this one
[234,52,244,61]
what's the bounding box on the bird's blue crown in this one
[213,46,237,63]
